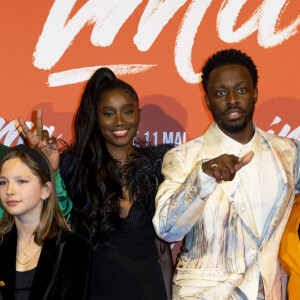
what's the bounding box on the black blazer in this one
[0,227,92,300]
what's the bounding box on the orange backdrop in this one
[0,0,299,146]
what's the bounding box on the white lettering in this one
[153,131,158,146]
[33,0,299,85]
[163,131,174,144]
[270,116,281,126]
[182,132,186,143]
[175,0,212,83]
[48,64,156,87]
[217,0,300,47]
[217,0,260,43]
[33,0,142,70]
[258,0,300,48]
[134,0,188,51]
[0,119,25,146]
[278,124,291,137]
[0,118,62,146]
[267,116,300,141]
[174,132,182,145]
[287,127,300,140]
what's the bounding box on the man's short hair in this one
[201,49,258,93]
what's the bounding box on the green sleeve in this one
[0,144,9,160]
[54,171,73,221]
[0,144,9,219]
[0,203,3,220]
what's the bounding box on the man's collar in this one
[213,123,262,158]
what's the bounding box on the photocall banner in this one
[0,0,299,147]
[0,0,299,261]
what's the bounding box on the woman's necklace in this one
[17,238,42,265]
[18,239,39,257]
[16,247,41,265]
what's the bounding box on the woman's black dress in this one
[60,144,173,300]
[92,200,166,300]
[15,268,36,300]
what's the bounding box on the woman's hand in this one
[18,109,60,172]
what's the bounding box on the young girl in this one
[0,145,92,300]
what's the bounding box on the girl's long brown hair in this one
[0,147,69,245]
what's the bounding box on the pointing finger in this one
[235,151,254,171]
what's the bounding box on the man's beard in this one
[212,104,255,133]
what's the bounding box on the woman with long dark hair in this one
[58,68,173,299]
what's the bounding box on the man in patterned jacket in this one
[153,49,300,300]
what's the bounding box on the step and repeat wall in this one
[1,0,299,261]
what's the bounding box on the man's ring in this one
[211,163,220,169]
